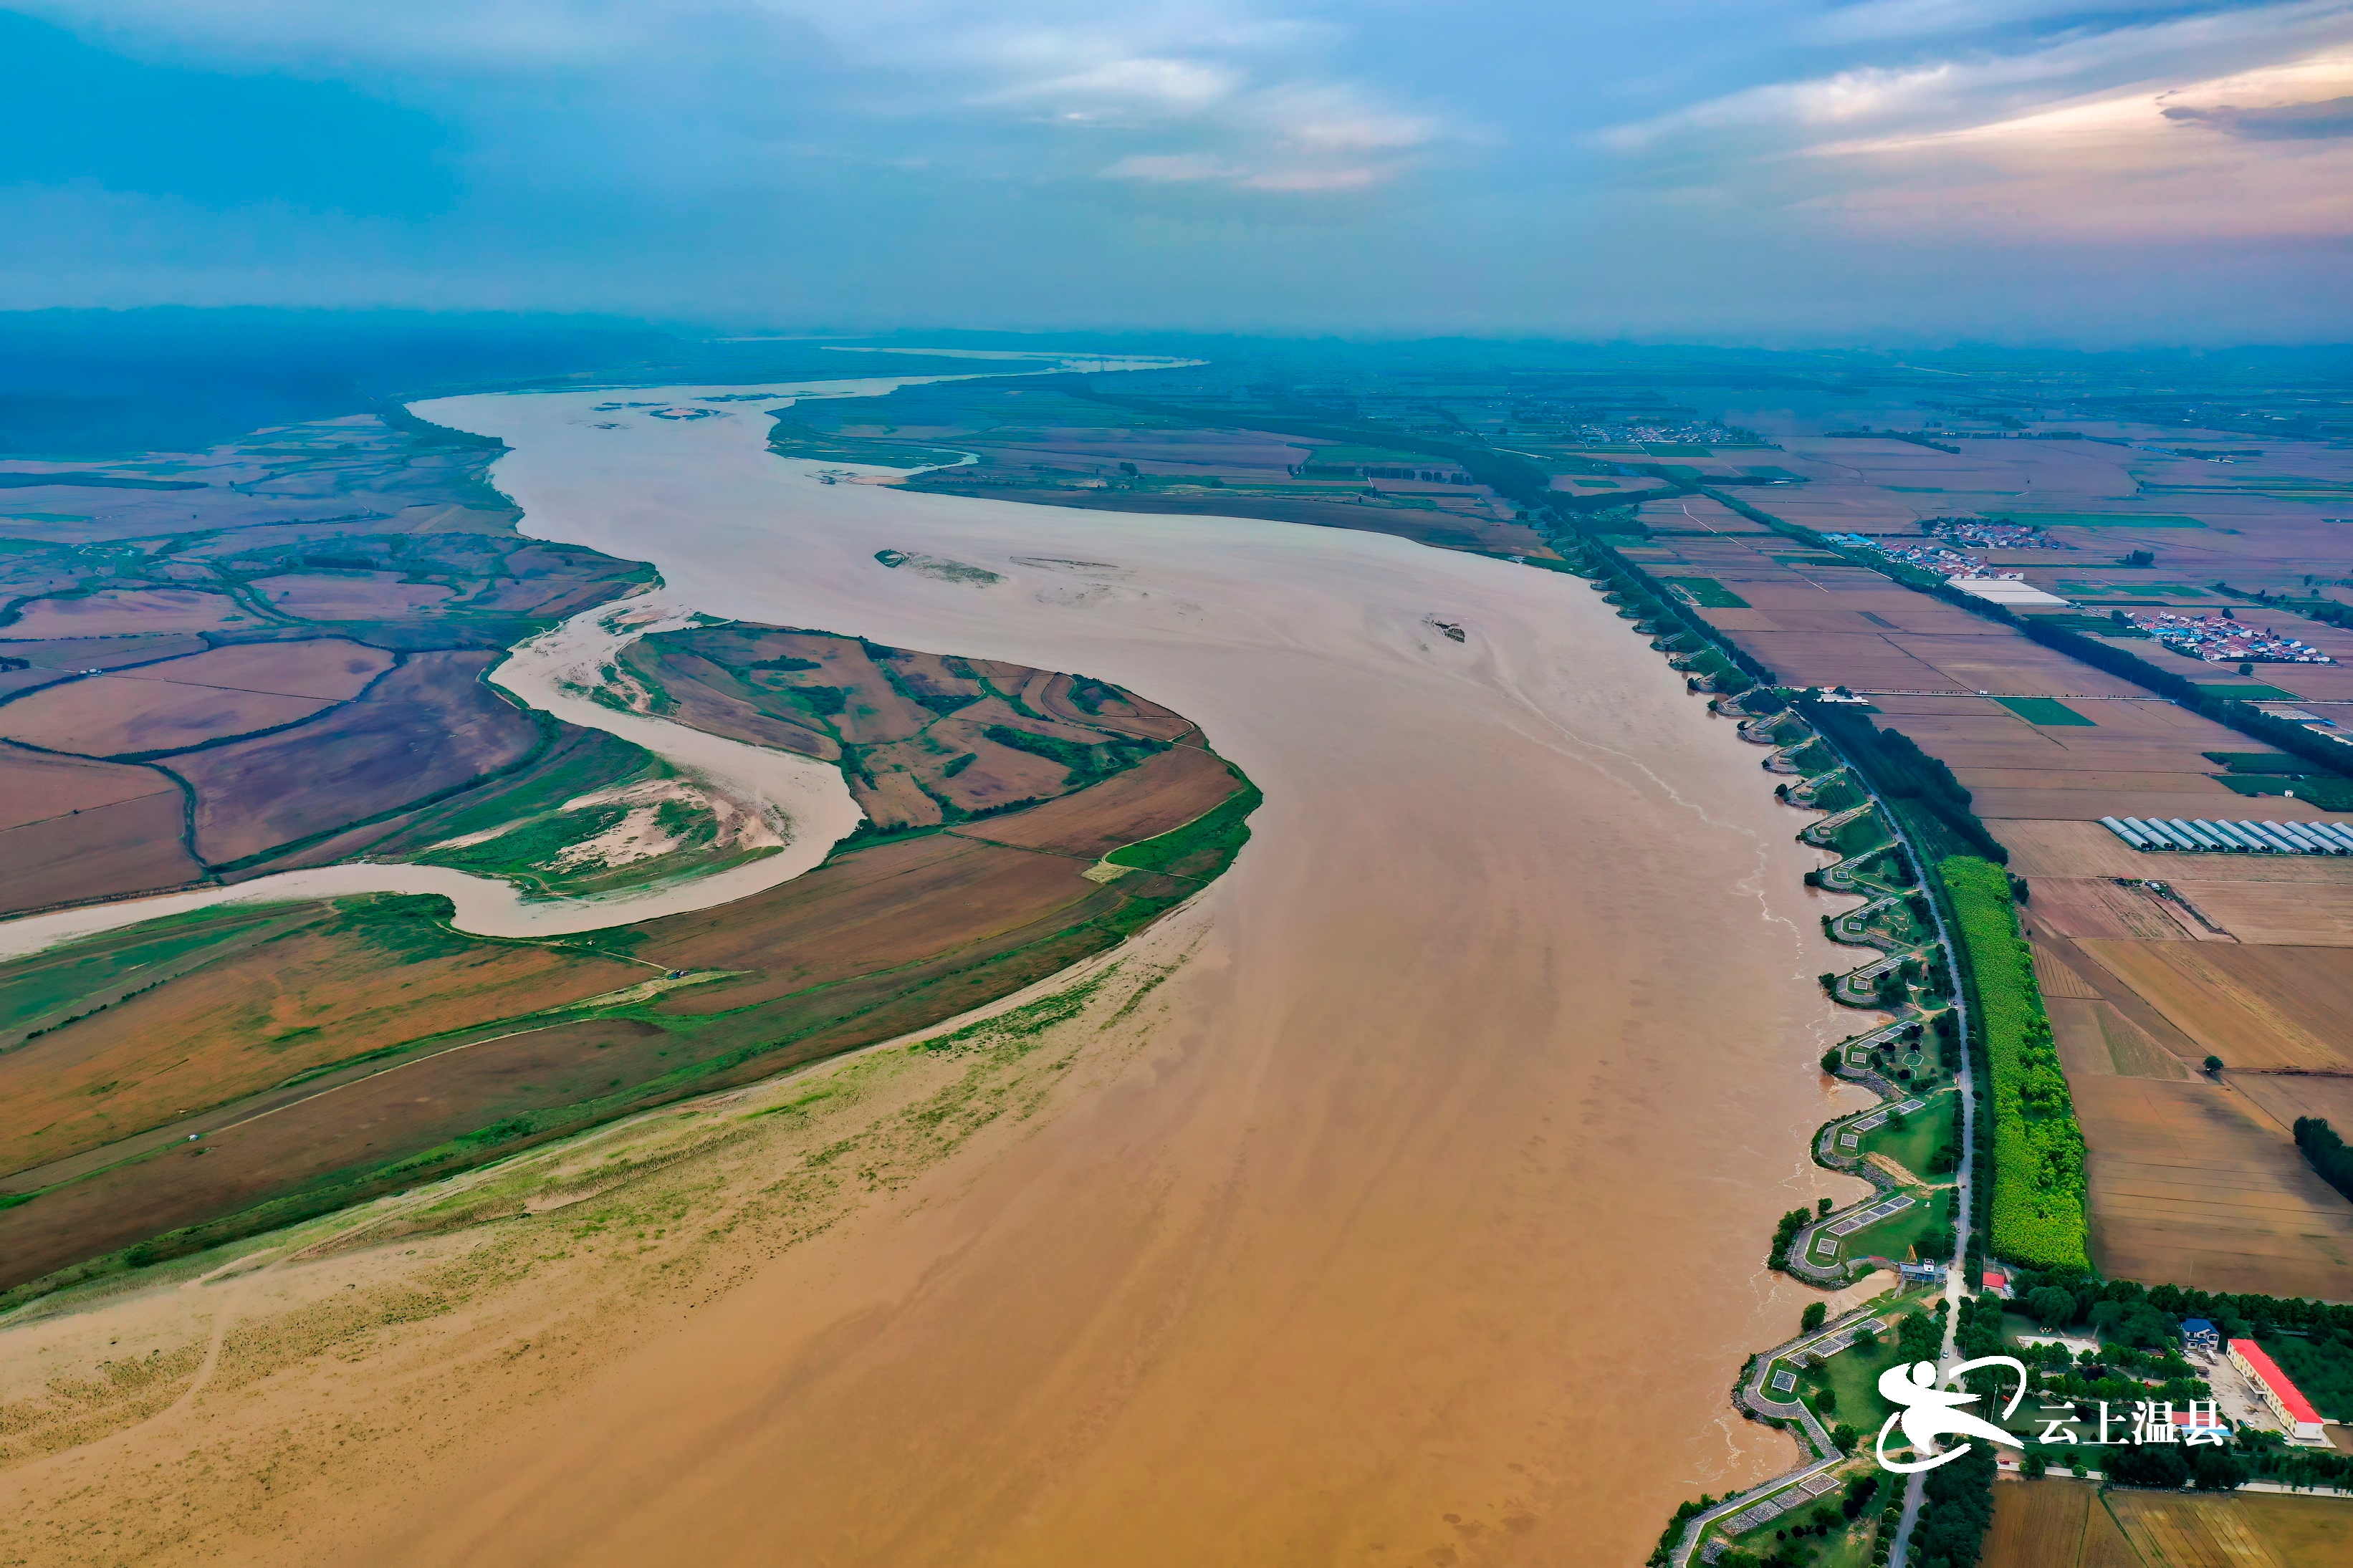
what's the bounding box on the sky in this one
[1,1,2350,344]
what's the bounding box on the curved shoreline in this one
[0,359,1201,963]
[1,370,1863,1567]
[0,593,862,961]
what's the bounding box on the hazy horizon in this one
[3,1,2351,346]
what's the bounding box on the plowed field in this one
[2074,1074,2353,1296]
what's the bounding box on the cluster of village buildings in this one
[2119,609,2335,665]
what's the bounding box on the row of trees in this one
[1806,707,2010,865]
[1942,857,2089,1269]
[2294,1117,2353,1203]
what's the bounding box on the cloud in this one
[18,0,1451,200]
[2165,90,2353,132]
[1102,152,1244,181]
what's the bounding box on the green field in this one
[2216,774,2353,810]
[1668,576,1752,609]
[1994,696,2095,727]
[1840,1189,1953,1266]
[1859,1088,1958,1180]
[0,908,293,1037]
[1992,511,2207,528]
[2192,682,2304,703]
[1813,1305,1937,1435]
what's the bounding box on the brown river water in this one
[1,378,1879,1566]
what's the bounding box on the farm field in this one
[1514,372,2353,1302]
[0,411,654,914]
[616,622,1197,832]
[2068,1072,2353,1296]
[1985,1480,2353,1568]
[771,376,1561,558]
[0,383,1265,1303]
[0,724,1250,1299]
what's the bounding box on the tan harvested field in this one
[0,746,179,832]
[2233,1073,2353,1140]
[2034,946,2107,997]
[2170,880,2353,946]
[2048,996,2194,1080]
[0,673,332,756]
[2078,940,2353,1072]
[0,792,199,915]
[1,589,244,637]
[2031,878,2204,941]
[0,633,210,677]
[1984,1477,2094,1567]
[248,572,458,617]
[2107,1487,2352,1567]
[1988,1480,2353,1568]
[133,638,396,700]
[2003,819,2353,879]
[2078,1491,2146,1568]
[2074,1073,2353,1295]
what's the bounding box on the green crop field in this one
[2192,682,2303,703]
[1668,576,1751,609]
[2216,774,2353,810]
[1992,511,2207,528]
[1994,696,2095,726]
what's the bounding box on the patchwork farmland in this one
[1525,390,2353,1301]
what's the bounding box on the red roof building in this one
[2228,1339,2326,1440]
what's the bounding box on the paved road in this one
[1866,792,1977,1568]
[1669,721,1982,1568]
[1667,1299,1894,1567]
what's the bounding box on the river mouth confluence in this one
[4,373,1873,1566]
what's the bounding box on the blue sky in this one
[3,1,2349,342]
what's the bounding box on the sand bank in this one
[1,376,1877,1566]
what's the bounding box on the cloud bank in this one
[1,0,2349,342]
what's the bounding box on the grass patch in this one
[1844,1189,1954,1266]
[2203,751,2326,774]
[2191,682,2303,703]
[1859,1087,1959,1180]
[1667,576,1751,609]
[981,724,1166,787]
[909,972,1108,1055]
[1105,771,1262,880]
[1811,1306,1939,1435]
[1994,696,2095,727]
[414,804,629,878]
[1942,856,2088,1269]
